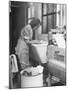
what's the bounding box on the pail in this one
[20,66,43,88]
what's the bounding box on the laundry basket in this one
[20,66,43,88]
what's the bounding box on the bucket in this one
[20,66,43,88]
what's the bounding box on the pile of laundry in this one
[21,65,43,76]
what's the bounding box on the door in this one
[10,1,27,54]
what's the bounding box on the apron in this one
[15,38,29,70]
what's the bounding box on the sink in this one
[29,41,48,63]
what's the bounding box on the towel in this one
[10,54,18,73]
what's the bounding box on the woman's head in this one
[30,18,41,30]
[20,18,41,41]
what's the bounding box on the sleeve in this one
[22,25,33,40]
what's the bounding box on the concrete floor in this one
[11,72,65,89]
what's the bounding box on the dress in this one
[15,24,32,70]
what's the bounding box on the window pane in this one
[42,16,48,33]
[47,4,54,13]
[43,4,47,15]
[48,15,54,31]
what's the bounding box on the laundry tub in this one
[30,41,48,63]
[20,66,43,88]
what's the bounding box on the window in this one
[42,3,57,33]
[27,3,66,34]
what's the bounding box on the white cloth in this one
[52,33,65,49]
[10,54,18,73]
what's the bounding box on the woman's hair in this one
[30,18,41,29]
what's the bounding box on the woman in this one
[15,18,41,70]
